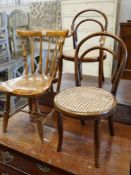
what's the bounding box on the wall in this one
[0,4,29,14]
[119,0,131,22]
[0,0,131,21]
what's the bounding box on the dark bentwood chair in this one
[54,32,127,168]
[61,9,108,87]
[0,29,68,143]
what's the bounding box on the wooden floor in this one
[0,110,130,175]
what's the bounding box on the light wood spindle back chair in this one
[0,29,68,143]
[62,9,108,87]
[54,32,127,168]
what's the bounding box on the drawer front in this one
[0,162,24,175]
[0,146,71,175]
[120,26,131,37]
[0,147,23,172]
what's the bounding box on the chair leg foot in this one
[3,94,10,133]
[108,115,114,136]
[94,120,101,168]
[57,112,63,152]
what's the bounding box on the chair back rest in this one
[0,12,8,29]
[0,12,11,61]
[8,9,28,29]
[75,32,127,95]
[71,9,108,49]
[17,29,68,89]
[8,9,29,57]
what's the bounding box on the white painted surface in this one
[119,0,131,22]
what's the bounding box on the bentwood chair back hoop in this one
[0,29,68,143]
[54,32,127,168]
[75,32,127,94]
[62,9,108,87]
[71,9,108,49]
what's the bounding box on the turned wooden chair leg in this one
[57,112,63,152]
[3,94,10,132]
[94,120,101,168]
[108,115,114,136]
[37,119,44,143]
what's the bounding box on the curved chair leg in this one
[3,94,10,132]
[94,120,101,168]
[108,115,114,136]
[57,112,63,152]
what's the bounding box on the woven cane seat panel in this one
[54,87,116,115]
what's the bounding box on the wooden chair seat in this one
[54,86,116,119]
[0,74,53,96]
[63,49,106,62]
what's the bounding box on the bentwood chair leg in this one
[57,112,63,152]
[78,62,82,81]
[3,94,10,132]
[108,115,114,136]
[80,119,85,126]
[28,97,33,114]
[94,120,101,168]
[37,119,44,143]
[98,62,103,88]
[102,67,105,82]
[57,58,63,92]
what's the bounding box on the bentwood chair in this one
[54,32,127,167]
[62,9,108,87]
[0,29,68,143]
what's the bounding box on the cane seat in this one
[54,86,116,118]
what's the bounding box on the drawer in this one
[0,162,24,175]
[120,26,131,37]
[0,146,72,175]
